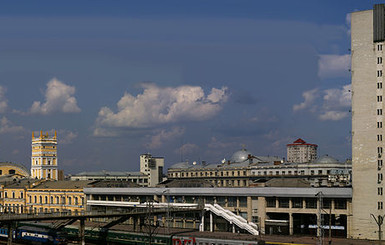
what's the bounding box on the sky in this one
[0,1,380,174]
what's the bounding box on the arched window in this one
[50,196,53,204]
[39,196,42,203]
[45,196,48,204]
[56,196,59,204]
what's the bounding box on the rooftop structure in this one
[286,138,318,163]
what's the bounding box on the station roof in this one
[84,186,352,198]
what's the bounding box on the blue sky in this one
[0,1,379,173]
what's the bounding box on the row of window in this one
[27,195,84,206]
[171,170,248,178]
[266,197,347,210]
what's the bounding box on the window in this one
[34,196,37,203]
[378,122,383,128]
[278,198,289,208]
[335,199,347,209]
[379,187,383,195]
[379,202,383,210]
[323,199,332,209]
[318,170,323,175]
[379,82,383,89]
[378,44,383,51]
[378,70,383,77]
[29,196,31,203]
[292,198,303,208]
[379,160,383,169]
[12,192,15,199]
[378,57,383,64]
[379,147,383,154]
[378,135,383,141]
[305,198,317,209]
[378,96,383,102]
[378,109,383,115]
[310,170,314,175]
[68,197,72,205]
[20,192,23,199]
[4,192,7,198]
[45,196,48,204]
[266,198,276,208]
[379,173,383,183]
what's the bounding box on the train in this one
[11,222,267,245]
[0,225,67,244]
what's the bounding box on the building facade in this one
[168,149,350,188]
[31,131,58,180]
[84,186,352,237]
[351,4,385,240]
[286,138,318,163]
[140,153,164,187]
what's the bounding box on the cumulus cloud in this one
[175,143,200,155]
[207,136,238,150]
[94,83,228,132]
[318,54,351,79]
[293,84,351,121]
[0,86,8,113]
[293,88,319,112]
[0,117,24,134]
[319,84,351,121]
[58,130,78,144]
[146,127,185,149]
[30,78,81,114]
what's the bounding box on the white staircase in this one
[204,204,259,235]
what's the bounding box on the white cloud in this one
[319,84,351,121]
[346,13,351,36]
[0,86,8,113]
[94,83,228,132]
[175,143,199,155]
[293,84,351,121]
[0,117,24,134]
[58,130,78,144]
[146,127,185,149]
[30,78,81,114]
[318,54,351,79]
[207,136,237,149]
[293,88,319,112]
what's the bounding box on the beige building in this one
[286,138,318,163]
[31,131,58,180]
[140,153,164,187]
[26,180,91,214]
[351,4,385,240]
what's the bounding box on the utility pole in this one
[316,191,324,245]
[371,214,385,245]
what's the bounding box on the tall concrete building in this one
[31,131,58,180]
[351,4,385,240]
[139,153,164,187]
[286,138,318,163]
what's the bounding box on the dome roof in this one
[230,148,252,163]
[169,161,190,169]
[315,155,339,164]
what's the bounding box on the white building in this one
[71,153,164,187]
[286,138,318,163]
[351,4,385,240]
[140,153,164,187]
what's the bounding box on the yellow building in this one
[31,131,58,180]
[0,162,29,178]
[2,178,41,213]
[26,180,92,214]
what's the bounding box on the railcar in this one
[0,225,66,245]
